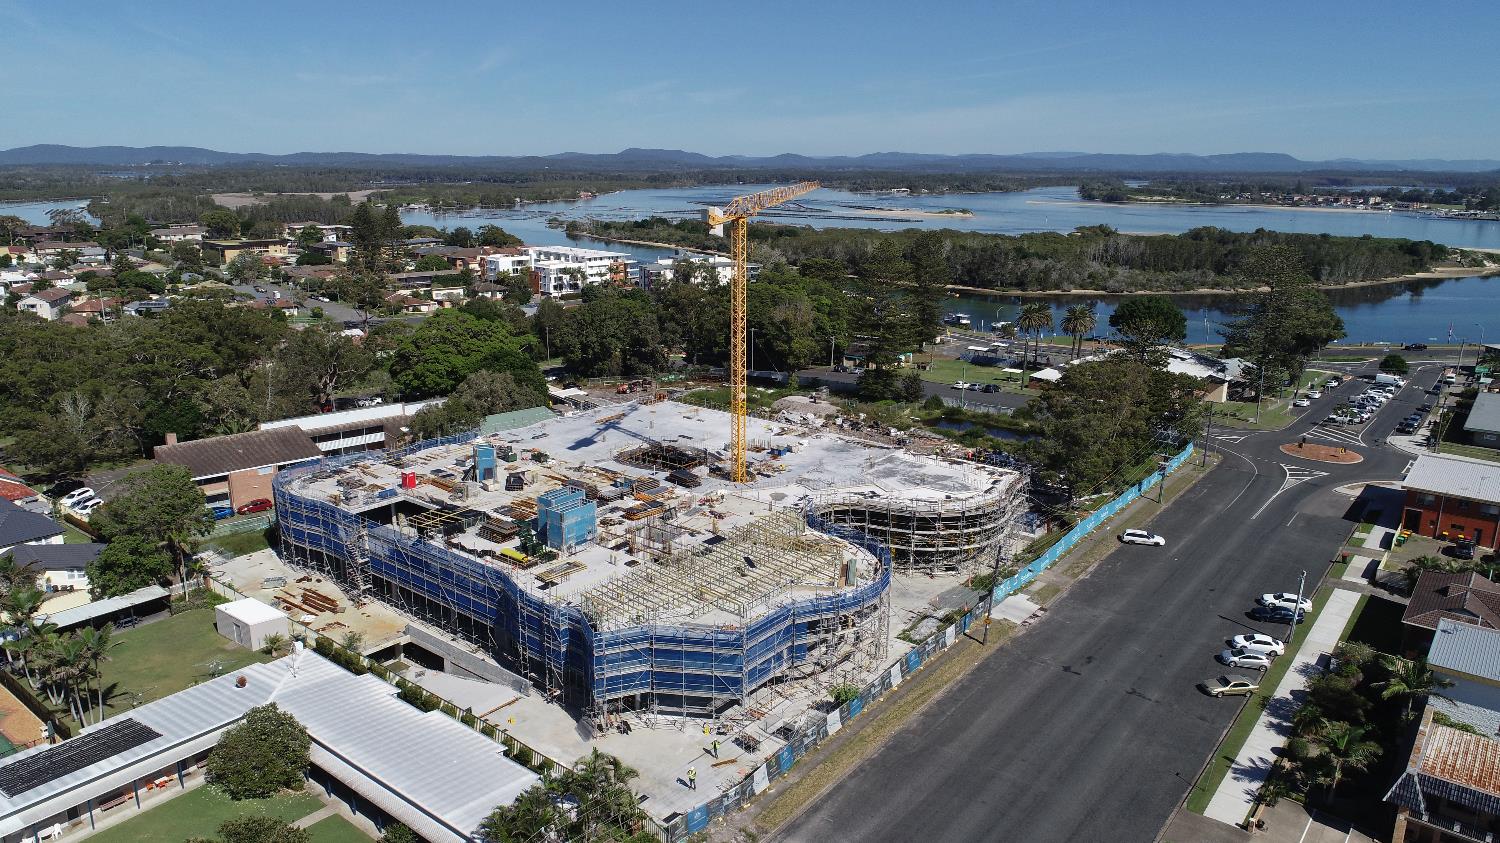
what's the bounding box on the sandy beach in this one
[849,207,975,219]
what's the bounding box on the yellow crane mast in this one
[705,181,820,481]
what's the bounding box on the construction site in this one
[274,397,1023,728]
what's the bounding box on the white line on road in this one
[1252,464,1329,520]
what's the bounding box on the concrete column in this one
[132,780,140,809]
[176,760,185,788]
[87,797,95,829]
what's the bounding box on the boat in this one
[943,313,972,328]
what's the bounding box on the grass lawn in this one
[1437,442,1500,463]
[62,521,97,544]
[306,814,375,843]
[916,358,1040,393]
[70,608,272,730]
[1186,584,1335,814]
[88,786,323,843]
[202,528,273,558]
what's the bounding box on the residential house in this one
[201,239,289,264]
[247,295,301,316]
[468,281,504,300]
[67,297,121,323]
[413,246,484,273]
[281,222,352,242]
[1465,393,1500,450]
[153,428,323,511]
[1425,618,1500,734]
[9,543,107,613]
[148,225,204,243]
[1402,453,1500,548]
[281,265,340,286]
[384,292,438,314]
[1401,570,1500,654]
[56,313,92,329]
[31,241,105,265]
[0,467,43,512]
[0,498,64,556]
[307,240,353,263]
[16,287,73,321]
[1386,707,1500,843]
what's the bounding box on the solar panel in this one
[0,719,162,796]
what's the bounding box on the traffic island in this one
[1279,441,1363,463]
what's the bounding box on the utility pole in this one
[981,544,1005,645]
[1201,403,1214,467]
[829,337,835,369]
[1288,569,1307,646]
[1253,365,1267,424]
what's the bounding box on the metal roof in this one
[479,405,555,434]
[1465,392,1500,435]
[153,427,324,480]
[1430,618,1500,681]
[1418,723,1500,798]
[0,651,538,842]
[1404,453,1500,503]
[42,585,168,629]
[216,597,285,625]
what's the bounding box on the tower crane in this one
[704,181,820,482]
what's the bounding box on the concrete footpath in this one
[1203,588,1363,826]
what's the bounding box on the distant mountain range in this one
[2,144,1497,174]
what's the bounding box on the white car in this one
[1306,390,1322,399]
[1326,379,1341,388]
[951,381,971,390]
[73,498,105,517]
[1119,529,1166,546]
[1219,648,1274,670]
[59,487,95,507]
[1230,634,1286,656]
[1293,398,1310,407]
[1258,592,1313,612]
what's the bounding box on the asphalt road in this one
[773,363,1423,843]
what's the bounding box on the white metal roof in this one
[216,597,286,625]
[0,652,538,842]
[1404,453,1500,503]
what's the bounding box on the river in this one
[8,187,1497,345]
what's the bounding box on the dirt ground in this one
[1281,441,1364,463]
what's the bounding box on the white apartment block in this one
[524,246,635,297]
[641,251,757,287]
[480,250,533,281]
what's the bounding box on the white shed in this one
[215,597,289,651]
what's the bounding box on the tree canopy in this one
[389,310,544,399]
[206,704,310,800]
[86,536,172,598]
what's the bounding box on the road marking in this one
[1223,446,1262,510]
[1252,464,1329,520]
[1287,513,1298,527]
[1212,433,1250,444]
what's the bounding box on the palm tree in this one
[3,587,45,681]
[77,624,118,725]
[1016,302,1053,367]
[261,633,288,657]
[1318,721,1381,800]
[1290,702,1331,739]
[1378,655,1453,720]
[1060,304,1097,359]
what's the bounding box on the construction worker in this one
[687,766,697,790]
[710,739,720,758]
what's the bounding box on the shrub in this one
[381,824,421,843]
[829,683,861,706]
[216,815,310,843]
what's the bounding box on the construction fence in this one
[657,442,1194,841]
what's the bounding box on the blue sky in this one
[0,0,1494,159]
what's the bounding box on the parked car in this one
[1219,649,1274,670]
[1200,675,1259,697]
[951,381,971,390]
[1326,378,1341,388]
[965,382,983,391]
[1305,390,1321,399]
[1420,403,1432,413]
[1396,423,1418,434]
[1119,529,1166,546]
[1259,592,1314,612]
[1451,540,1477,561]
[1249,605,1307,624]
[981,384,1000,393]
[59,487,96,507]
[1229,633,1286,656]
[236,498,273,515]
[1404,343,1429,350]
[1293,398,1310,407]
[208,504,235,520]
[73,498,105,517]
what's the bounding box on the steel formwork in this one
[273,431,893,718]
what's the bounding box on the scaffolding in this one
[272,434,894,724]
[812,476,1023,574]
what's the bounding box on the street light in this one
[1288,569,1307,646]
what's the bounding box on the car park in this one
[1230,633,1286,656]
[59,487,96,507]
[1219,649,1273,670]
[236,498,273,515]
[1249,605,1306,624]
[1119,529,1166,546]
[1259,592,1314,612]
[1200,675,1259,697]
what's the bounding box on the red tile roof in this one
[0,467,39,502]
